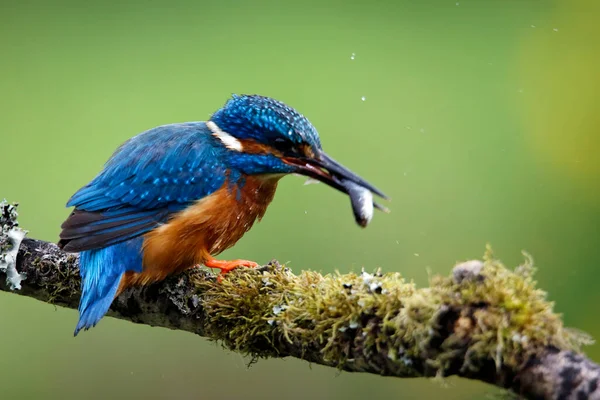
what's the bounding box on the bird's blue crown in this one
[210,94,322,150]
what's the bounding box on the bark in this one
[1,201,598,400]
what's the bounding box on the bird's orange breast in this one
[117,175,280,292]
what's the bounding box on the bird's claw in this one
[204,258,259,282]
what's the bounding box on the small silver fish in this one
[340,179,389,227]
[344,180,373,227]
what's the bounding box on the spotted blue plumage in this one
[210,94,322,148]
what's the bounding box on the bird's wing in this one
[59,122,228,252]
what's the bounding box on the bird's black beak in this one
[282,150,390,204]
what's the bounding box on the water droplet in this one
[405,125,412,130]
[414,253,420,257]
[456,2,459,5]
[350,52,356,60]
[396,240,400,245]
[553,28,559,32]
[518,88,524,93]
[419,128,425,133]
[531,25,536,28]
[403,172,407,176]
[361,96,366,101]
[304,210,308,214]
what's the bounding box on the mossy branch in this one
[1,200,599,400]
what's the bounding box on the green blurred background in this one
[1,0,599,398]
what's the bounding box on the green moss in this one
[431,246,593,372]
[195,249,593,377]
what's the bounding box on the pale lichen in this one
[0,200,27,290]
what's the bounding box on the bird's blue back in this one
[70,122,227,212]
[61,122,229,252]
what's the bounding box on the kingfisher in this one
[58,94,388,335]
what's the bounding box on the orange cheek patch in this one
[240,139,315,160]
[238,139,282,157]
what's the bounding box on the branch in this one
[1,200,598,400]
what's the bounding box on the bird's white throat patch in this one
[206,120,243,152]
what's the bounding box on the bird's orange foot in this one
[204,258,260,282]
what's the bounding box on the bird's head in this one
[208,94,388,204]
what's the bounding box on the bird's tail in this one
[75,237,143,336]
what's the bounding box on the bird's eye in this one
[273,138,299,154]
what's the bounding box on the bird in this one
[58,94,388,336]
